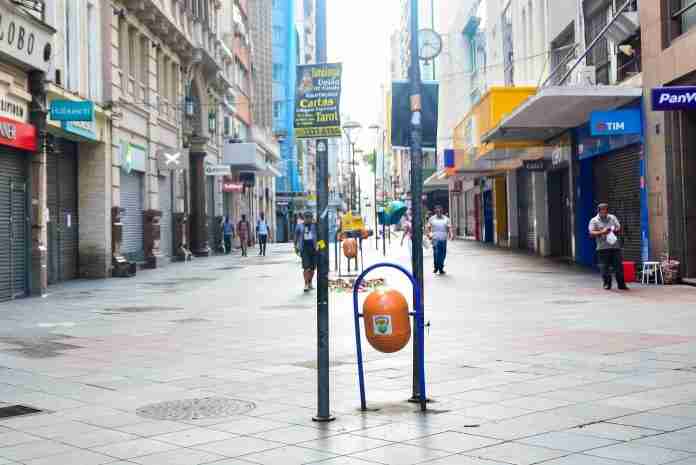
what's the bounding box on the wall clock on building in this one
[418,28,443,61]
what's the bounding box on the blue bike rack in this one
[352,262,427,411]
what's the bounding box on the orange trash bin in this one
[343,238,358,258]
[623,261,636,283]
[363,288,411,353]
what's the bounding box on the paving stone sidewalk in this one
[0,241,695,464]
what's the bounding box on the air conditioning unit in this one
[568,65,596,86]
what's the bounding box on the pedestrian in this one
[256,212,271,256]
[295,211,318,292]
[589,203,628,290]
[222,216,234,255]
[237,214,251,257]
[427,205,453,275]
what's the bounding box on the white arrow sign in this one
[205,164,232,176]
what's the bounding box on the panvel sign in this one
[652,87,696,111]
[294,63,342,139]
[590,109,642,137]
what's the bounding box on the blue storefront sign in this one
[62,119,96,141]
[590,109,642,136]
[444,149,455,168]
[50,100,94,121]
[652,86,696,111]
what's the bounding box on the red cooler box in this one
[623,261,636,283]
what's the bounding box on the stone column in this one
[28,71,47,296]
[189,136,209,256]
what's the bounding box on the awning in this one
[482,86,643,144]
[424,168,454,187]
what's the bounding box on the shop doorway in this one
[47,139,79,284]
[483,190,494,243]
[670,110,696,279]
[548,169,572,260]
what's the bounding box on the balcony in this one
[222,140,267,171]
[251,126,281,162]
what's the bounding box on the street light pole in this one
[408,0,426,412]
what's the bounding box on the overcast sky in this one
[327,0,400,149]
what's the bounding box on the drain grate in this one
[0,404,43,419]
[136,397,255,421]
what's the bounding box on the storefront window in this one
[676,0,696,34]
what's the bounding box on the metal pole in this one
[374,154,378,251]
[408,0,426,411]
[382,130,387,256]
[313,0,334,423]
[351,142,356,212]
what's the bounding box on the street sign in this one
[294,63,343,139]
[50,100,94,122]
[205,164,231,176]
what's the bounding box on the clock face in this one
[418,29,442,60]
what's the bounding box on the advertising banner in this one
[652,87,696,111]
[294,63,342,139]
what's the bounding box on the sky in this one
[327,0,401,149]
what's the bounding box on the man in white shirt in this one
[427,205,453,275]
[589,203,627,290]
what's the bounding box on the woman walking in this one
[237,214,251,257]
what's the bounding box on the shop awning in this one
[482,86,643,144]
[424,168,455,188]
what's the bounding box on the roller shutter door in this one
[47,140,79,283]
[0,148,28,301]
[593,145,641,263]
[120,171,144,261]
[517,170,536,251]
[159,175,172,259]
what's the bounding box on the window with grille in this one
[672,0,696,38]
[585,5,610,85]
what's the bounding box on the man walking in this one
[295,211,318,292]
[589,203,628,290]
[237,214,251,257]
[427,205,453,274]
[222,216,234,254]
[256,213,271,256]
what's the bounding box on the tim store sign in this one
[652,87,696,111]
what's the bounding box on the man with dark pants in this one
[427,205,453,275]
[222,216,234,254]
[589,203,628,290]
[295,211,318,292]
[256,212,270,256]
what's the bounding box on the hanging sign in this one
[50,100,94,122]
[157,148,189,171]
[222,181,244,192]
[652,86,696,111]
[205,164,232,176]
[294,63,342,139]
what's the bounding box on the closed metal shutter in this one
[0,148,28,301]
[120,171,144,261]
[159,175,172,259]
[593,145,641,263]
[518,170,536,250]
[47,140,79,283]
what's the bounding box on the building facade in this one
[640,0,696,283]
[0,0,55,301]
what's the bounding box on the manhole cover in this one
[548,300,590,305]
[136,397,255,421]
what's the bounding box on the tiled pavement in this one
[0,241,696,464]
